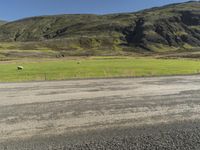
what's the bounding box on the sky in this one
[0,0,192,21]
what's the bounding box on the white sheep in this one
[17,66,24,70]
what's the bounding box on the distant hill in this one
[0,1,199,54]
[0,20,7,26]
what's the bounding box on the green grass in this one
[1,57,200,82]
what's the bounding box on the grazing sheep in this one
[17,66,24,70]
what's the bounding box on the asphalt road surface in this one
[1,75,200,149]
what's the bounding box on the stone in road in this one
[1,75,200,149]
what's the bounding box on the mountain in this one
[0,20,7,26]
[0,1,199,54]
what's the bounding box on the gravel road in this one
[1,75,200,149]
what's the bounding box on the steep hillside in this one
[0,1,199,54]
[125,1,200,51]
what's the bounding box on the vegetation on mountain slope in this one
[0,1,199,57]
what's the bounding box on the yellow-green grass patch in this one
[0,57,200,82]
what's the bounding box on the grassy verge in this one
[1,57,200,82]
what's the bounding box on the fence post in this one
[44,73,47,81]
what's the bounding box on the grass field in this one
[1,57,200,82]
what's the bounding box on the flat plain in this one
[1,57,200,82]
[1,75,200,149]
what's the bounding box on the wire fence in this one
[0,70,140,82]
